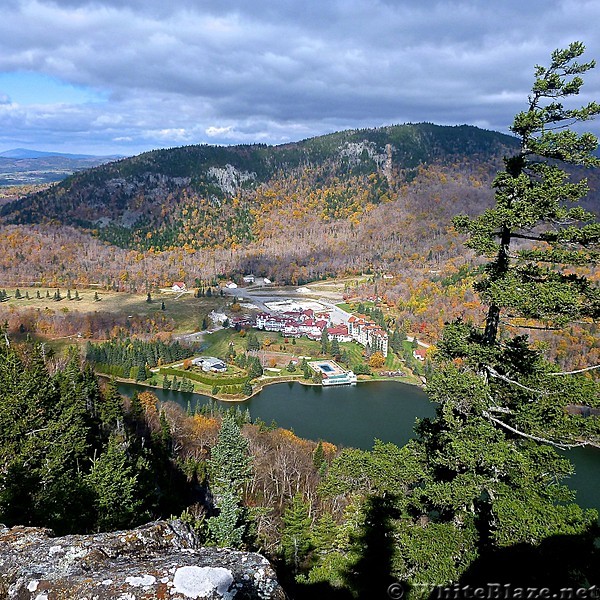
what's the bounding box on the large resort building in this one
[347,315,389,357]
[254,307,389,357]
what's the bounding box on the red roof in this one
[327,325,349,335]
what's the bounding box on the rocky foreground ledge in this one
[0,520,286,599]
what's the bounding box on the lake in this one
[117,380,600,512]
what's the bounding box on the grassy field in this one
[335,300,378,315]
[0,286,227,334]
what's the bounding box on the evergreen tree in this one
[247,355,263,379]
[135,364,147,382]
[86,434,142,531]
[98,378,124,432]
[207,413,252,548]
[313,440,325,470]
[405,43,600,587]
[320,329,329,355]
[246,332,260,351]
[207,488,246,548]
[156,409,172,454]
[281,493,313,572]
[14,288,21,299]
[330,337,340,357]
[208,412,252,500]
[129,391,143,421]
[311,512,338,558]
[454,41,600,344]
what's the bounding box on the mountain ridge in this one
[1,122,520,251]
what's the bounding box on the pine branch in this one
[483,412,586,449]
[500,320,561,331]
[503,233,546,242]
[550,364,600,375]
[486,404,512,414]
[25,427,50,436]
[485,366,551,396]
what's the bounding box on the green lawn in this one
[202,328,323,361]
[336,300,376,313]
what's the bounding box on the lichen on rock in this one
[0,520,285,599]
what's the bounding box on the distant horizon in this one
[0,147,126,159]
[0,120,519,158]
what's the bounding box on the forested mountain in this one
[1,122,597,370]
[2,123,519,252]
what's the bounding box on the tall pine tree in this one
[413,42,600,586]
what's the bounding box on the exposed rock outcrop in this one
[0,520,285,599]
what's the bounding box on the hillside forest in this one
[0,43,599,599]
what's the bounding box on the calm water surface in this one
[117,380,600,511]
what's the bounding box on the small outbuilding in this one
[191,356,227,372]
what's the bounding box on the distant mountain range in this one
[0,148,118,160]
[0,149,124,185]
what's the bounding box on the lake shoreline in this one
[100,370,424,403]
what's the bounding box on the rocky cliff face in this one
[0,520,285,599]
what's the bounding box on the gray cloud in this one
[0,0,598,154]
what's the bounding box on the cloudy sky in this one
[0,0,598,156]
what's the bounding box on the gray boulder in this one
[0,520,286,599]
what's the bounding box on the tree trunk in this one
[483,224,511,345]
[483,303,500,345]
